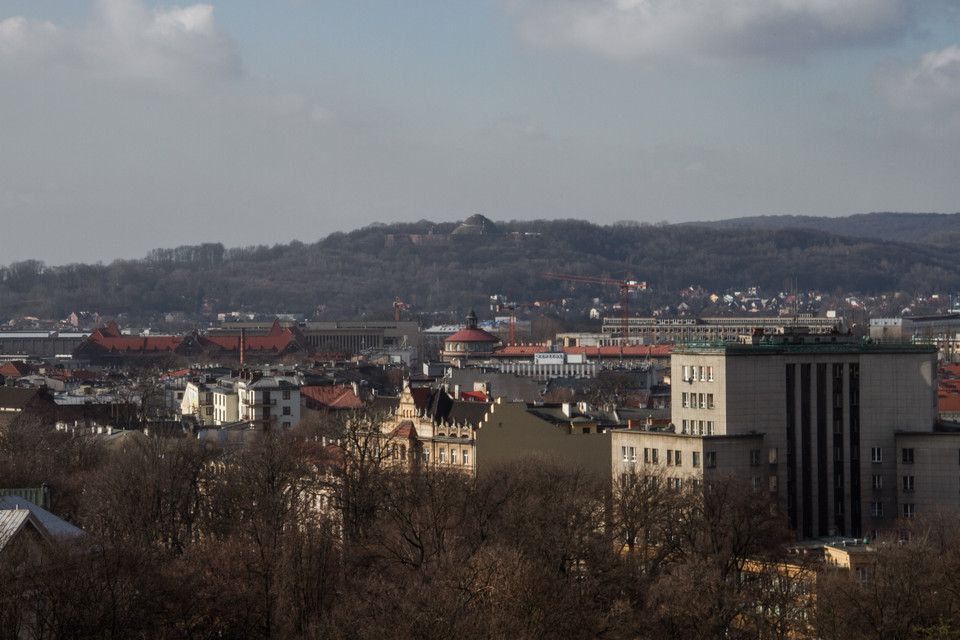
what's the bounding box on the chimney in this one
[240,328,246,365]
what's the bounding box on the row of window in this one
[752,475,779,492]
[620,446,715,468]
[681,420,715,435]
[436,448,471,466]
[681,365,715,382]
[869,502,916,518]
[680,393,715,409]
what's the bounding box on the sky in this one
[2,0,960,266]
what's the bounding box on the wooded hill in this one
[2,214,958,323]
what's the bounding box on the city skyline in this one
[2,0,959,266]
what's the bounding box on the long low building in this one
[602,315,843,344]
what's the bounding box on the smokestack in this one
[240,328,246,365]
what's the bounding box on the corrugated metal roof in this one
[0,496,84,540]
[0,509,34,551]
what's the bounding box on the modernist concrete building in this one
[667,329,938,539]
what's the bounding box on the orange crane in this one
[495,298,566,345]
[540,272,647,343]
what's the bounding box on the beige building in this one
[474,401,612,478]
[670,329,937,539]
[893,431,960,521]
[373,384,483,474]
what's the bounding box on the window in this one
[682,393,689,408]
[439,449,446,463]
[872,474,883,490]
[769,475,779,491]
[282,406,291,415]
[705,451,716,468]
[753,477,762,493]
[282,421,290,428]
[699,393,706,409]
[205,392,213,403]
[451,450,457,465]
[667,450,673,466]
[622,446,629,462]
[423,449,430,463]
[750,450,761,466]
[683,365,691,381]
[692,452,701,468]
[870,501,883,517]
[644,448,650,463]
[674,450,681,466]
[699,366,706,382]
[706,421,714,436]
[682,420,689,434]
[283,390,291,400]
[769,448,779,464]
[871,447,882,463]
[205,407,213,415]
[630,447,637,463]
[902,503,916,518]
[707,394,714,409]
[651,449,659,464]
[462,450,469,465]
[902,448,915,464]
[902,475,914,491]
[708,366,714,382]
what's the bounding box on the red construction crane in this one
[496,298,566,345]
[540,272,647,343]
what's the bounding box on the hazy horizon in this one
[3,0,960,266]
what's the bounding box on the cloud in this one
[0,0,239,86]
[484,116,549,142]
[876,44,960,112]
[511,0,927,67]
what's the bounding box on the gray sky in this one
[2,0,959,266]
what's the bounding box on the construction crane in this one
[540,272,647,344]
[495,298,566,345]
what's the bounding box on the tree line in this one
[2,217,960,324]
[2,411,959,639]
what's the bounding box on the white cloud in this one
[876,45,960,112]
[0,0,239,86]
[512,0,925,67]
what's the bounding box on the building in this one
[602,315,843,344]
[235,372,301,430]
[441,311,501,363]
[667,328,937,539]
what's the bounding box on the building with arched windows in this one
[441,310,501,363]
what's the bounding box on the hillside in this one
[1,215,958,322]
[686,212,960,244]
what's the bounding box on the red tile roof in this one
[301,385,362,410]
[85,322,182,354]
[199,320,307,354]
[0,361,33,377]
[390,420,418,438]
[459,390,488,402]
[445,328,500,343]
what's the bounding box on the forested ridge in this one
[2,215,958,322]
